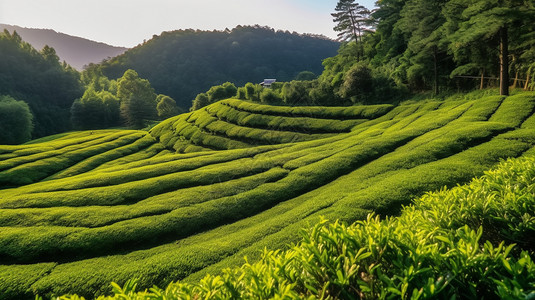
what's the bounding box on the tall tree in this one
[444,0,535,96]
[395,0,448,94]
[332,0,372,61]
[366,0,407,65]
[117,69,157,128]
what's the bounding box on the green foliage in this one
[151,98,396,152]
[117,70,157,129]
[1,92,535,298]
[338,63,373,103]
[332,0,372,63]
[319,0,535,99]
[71,89,120,130]
[244,82,261,102]
[208,82,237,103]
[281,81,315,105]
[236,87,247,100]
[62,155,535,299]
[259,88,280,104]
[0,95,34,144]
[191,83,238,111]
[97,26,339,109]
[488,92,535,126]
[294,71,317,81]
[156,95,181,120]
[191,93,209,111]
[0,30,83,138]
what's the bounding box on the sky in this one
[0,0,376,48]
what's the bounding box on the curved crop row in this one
[0,131,156,187]
[220,98,394,120]
[150,99,395,153]
[0,93,535,299]
[205,101,366,133]
[67,155,535,300]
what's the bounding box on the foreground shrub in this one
[60,156,535,299]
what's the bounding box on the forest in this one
[0,30,82,141]
[93,25,340,109]
[236,0,535,107]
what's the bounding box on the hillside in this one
[95,26,339,109]
[0,24,128,70]
[62,155,535,299]
[1,91,535,298]
[0,29,83,140]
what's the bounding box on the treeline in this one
[0,30,180,144]
[91,25,340,109]
[192,0,535,109]
[73,69,182,130]
[0,30,83,140]
[190,67,402,110]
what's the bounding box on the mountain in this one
[1,91,534,298]
[0,24,128,70]
[95,25,340,109]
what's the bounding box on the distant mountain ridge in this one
[0,24,128,70]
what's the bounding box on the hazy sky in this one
[0,0,376,48]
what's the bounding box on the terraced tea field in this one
[1,92,535,299]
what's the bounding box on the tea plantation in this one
[1,92,535,299]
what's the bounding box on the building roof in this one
[261,79,276,85]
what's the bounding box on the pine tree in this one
[331,0,372,61]
[443,0,535,96]
[395,0,448,94]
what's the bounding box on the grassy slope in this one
[0,92,535,299]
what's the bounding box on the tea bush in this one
[60,156,535,300]
[2,93,535,299]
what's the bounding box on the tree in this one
[295,71,317,81]
[40,45,60,65]
[260,88,281,104]
[0,30,83,138]
[332,0,372,60]
[206,82,237,102]
[236,87,247,99]
[71,88,121,129]
[444,0,535,96]
[281,81,314,105]
[100,91,119,125]
[309,80,341,105]
[0,95,33,144]
[156,94,181,119]
[191,93,210,111]
[97,26,339,110]
[244,83,259,101]
[395,0,448,94]
[367,0,407,64]
[70,89,106,129]
[117,69,157,128]
[338,63,373,103]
